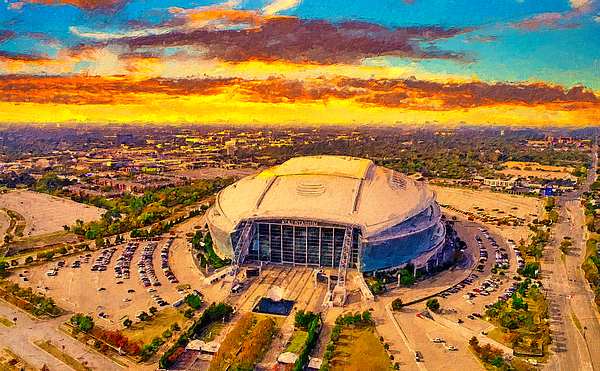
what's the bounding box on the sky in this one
[0,0,599,125]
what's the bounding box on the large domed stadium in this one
[206,156,446,274]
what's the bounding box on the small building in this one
[307,358,323,371]
[483,177,519,189]
[277,352,298,365]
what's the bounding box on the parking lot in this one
[10,236,203,330]
[384,216,522,370]
[396,308,485,371]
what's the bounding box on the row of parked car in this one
[151,294,169,307]
[479,228,510,268]
[497,282,520,301]
[115,243,138,279]
[160,238,179,284]
[507,239,525,269]
[91,248,117,272]
[138,242,160,287]
[476,235,488,263]
[438,273,480,298]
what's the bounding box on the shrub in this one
[184,294,203,309]
[391,298,404,311]
[426,298,440,312]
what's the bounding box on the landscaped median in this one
[0,278,63,317]
[34,339,93,371]
[483,278,551,359]
[581,235,600,309]
[0,347,36,371]
[468,337,537,371]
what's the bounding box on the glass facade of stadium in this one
[226,217,446,272]
[233,220,362,268]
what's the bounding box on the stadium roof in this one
[213,156,436,237]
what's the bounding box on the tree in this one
[95,237,105,248]
[123,319,132,327]
[362,310,371,322]
[426,298,440,312]
[149,306,158,315]
[0,261,8,272]
[184,294,203,309]
[137,311,148,321]
[25,256,33,264]
[71,313,94,332]
[391,298,404,311]
[10,259,18,266]
[3,235,10,244]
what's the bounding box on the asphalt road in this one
[543,145,600,371]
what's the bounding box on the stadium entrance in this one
[239,220,361,269]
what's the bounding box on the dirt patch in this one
[0,190,104,237]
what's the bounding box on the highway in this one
[543,144,600,371]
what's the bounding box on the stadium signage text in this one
[281,219,319,227]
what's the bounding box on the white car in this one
[432,338,444,343]
[123,298,131,302]
[445,345,458,351]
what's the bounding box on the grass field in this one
[201,322,225,342]
[122,308,187,346]
[329,326,392,371]
[34,339,92,371]
[285,330,308,353]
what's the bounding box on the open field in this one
[432,186,543,243]
[329,326,392,371]
[0,190,104,238]
[122,307,187,346]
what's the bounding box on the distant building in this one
[483,177,519,189]
[548,136,574,144]
[116,134,134,144]
[225,140,237,157]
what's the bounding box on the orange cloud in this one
[169,6,269,28]
[0,75,596,108]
